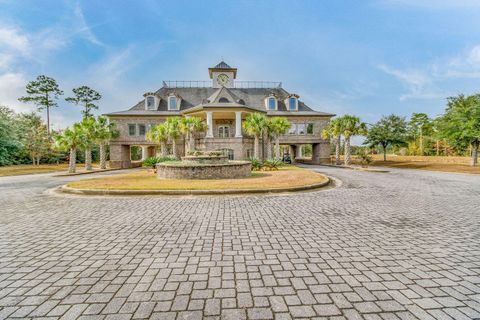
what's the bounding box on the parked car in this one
[282,153,292,164]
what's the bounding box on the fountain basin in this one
[156,161,251,180]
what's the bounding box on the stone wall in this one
[109,116,166,144]
[156,162,251,180]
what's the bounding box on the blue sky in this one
[1,0,480,131]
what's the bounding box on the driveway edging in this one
[52,167,123,177]
[57,178,331,196]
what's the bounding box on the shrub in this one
[248,157,263,171]
[208,151,224,157]
[262,159,283,171]
[143,157,161,170]
[143,156,176,171]
[356,149,373,167]
[157,155,176,163]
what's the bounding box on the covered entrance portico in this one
[182,105,261,160]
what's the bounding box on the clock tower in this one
[208,61,237,88]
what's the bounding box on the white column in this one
[141,146,148,160]
[235,111,242,138]
[206,111,213,138]
[296,145,302,158]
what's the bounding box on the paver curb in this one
[57,177,331,196]
[311,164,390,173]
[52,168,123,177]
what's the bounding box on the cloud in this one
[379,44,480,100]
[0,26,29,54]
[378,65,443,100]
[73,1,104,47]
[0,25,32,71]
[442,45,480,79]
[0,72,30,111]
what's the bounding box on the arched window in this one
[237,99,245,105]
[218,97,229,103]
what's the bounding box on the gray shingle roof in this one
[105,86,334,117]
[213,61,233,69]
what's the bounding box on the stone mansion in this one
[106,62,334,168]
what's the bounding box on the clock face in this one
[217,74,229,86]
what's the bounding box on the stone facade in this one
[156,161,251,180]
[106,62,334,168]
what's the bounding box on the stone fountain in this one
[156,151,251,180]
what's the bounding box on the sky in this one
[1,0,480,132]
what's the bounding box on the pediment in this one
[206,87,241,104]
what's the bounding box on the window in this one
[128,124,136,136]
[146,96,155,110]
[218,97,229,103]
[289,97,297,111]
[138,124,146,136]
[288,124,297,135]
[168,96,178,110]
[268,97,276,110]
[219,148,234,160]
[307,123,314,134]
[246,149,253,158]
[297,123,305,135]
[218,126,230,138]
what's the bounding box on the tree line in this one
[323,93,480,166]
[0,75,117,171]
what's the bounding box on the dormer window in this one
[146,96,155,110]
[168,94,181,111]
[285,94,299,111]
[268,97,276,110]
[289,97,297,110]
[265,95,277,111]
[143,92,159,110]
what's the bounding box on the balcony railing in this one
[162,80,282,89]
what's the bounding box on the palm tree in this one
[95,116,118,169]
[165,117,182,159]
[321,118,343,165]
[268,117,291,160]
[340,115,367,166]
[79,117,97,170]
[146,124,169,156]
[243,112,268,159]
[54,123,85,173]
[180,117,207,153]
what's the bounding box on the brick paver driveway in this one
[0,167,479,320]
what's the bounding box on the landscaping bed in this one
[64,166,329,194]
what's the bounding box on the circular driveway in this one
[0,167,479,319]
